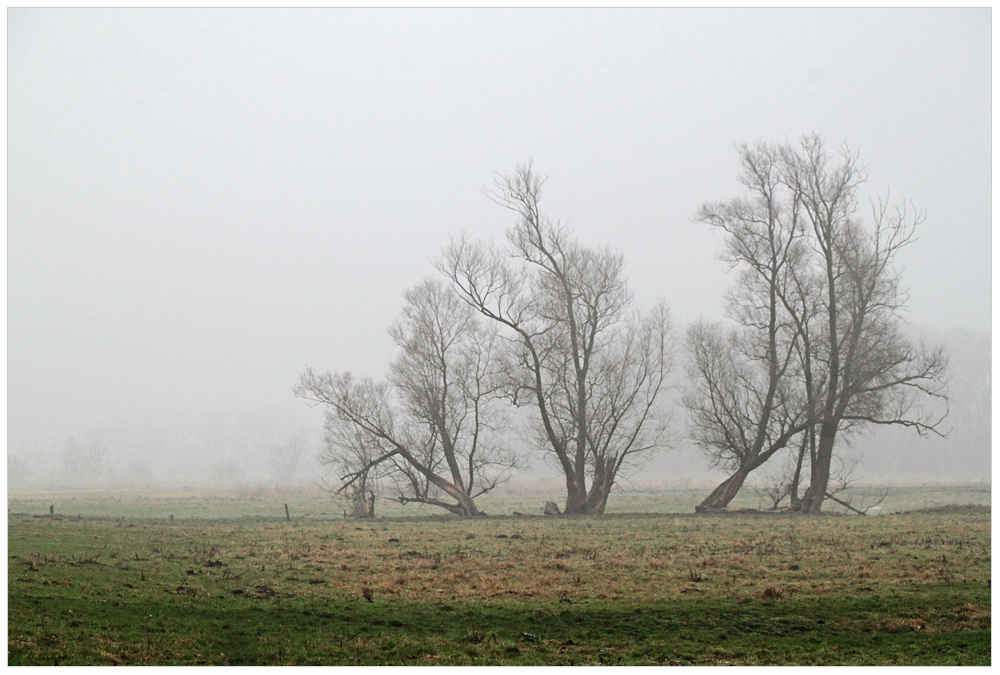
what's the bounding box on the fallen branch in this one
[824,492,867,516]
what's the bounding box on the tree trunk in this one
[449,489,484,517]
[696,467,751,512]
[584,474,614,515]
[454,504,484,517]
[397,446,485,517]
[797,421,837,513]
[563,471,590,514]
[789,431,810,510]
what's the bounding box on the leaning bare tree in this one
[684,142,813,511]
[439,163,673,514]
[688,135,947,513]
[684,321,811,511]
[296,278,516,517]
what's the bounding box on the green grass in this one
[8,587,990,665]
[7,487,991,665]
[6,481,991,519]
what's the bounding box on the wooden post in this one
[49,505,54,516]
[284,503,290,521]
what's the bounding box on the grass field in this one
[7,485,991,665]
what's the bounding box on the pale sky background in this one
[7,9,991,483]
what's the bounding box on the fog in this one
[8,9,991,490]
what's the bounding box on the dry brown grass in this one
[110,506,982,608]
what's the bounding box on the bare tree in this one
[297,278,516,517]
[689,135,948,513]
[438,163,674,514]
[780,136,947,512]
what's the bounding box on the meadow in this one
[7,484,991,665]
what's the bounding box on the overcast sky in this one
[8,9,991,444]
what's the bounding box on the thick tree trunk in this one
[451,504,484,517]
[696,467,751,512]
[442,484,485,517]
[395,446,485,517]
[562,470,617,515]
[584,474,614,515]
[796,421,837,513]
[563,472,589,514]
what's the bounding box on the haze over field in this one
[8,9,991,490]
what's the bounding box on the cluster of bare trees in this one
[685,135,947,513]
[299,136,946,517]
[298,164,674,515]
